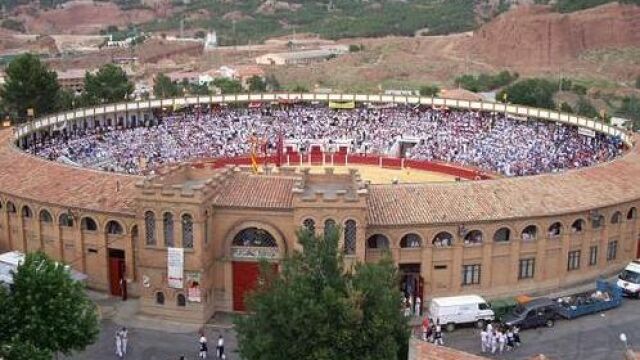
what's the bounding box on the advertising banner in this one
[167,247,184,288]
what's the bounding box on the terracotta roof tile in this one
[411,339,489,360]
[213,173,295,209]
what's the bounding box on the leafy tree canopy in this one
[83,64,134,105]
[0,53,60,121]
[497,78,557,109]
[235,228,410,360]
[153,73,182,98]
[575,96,599,118]
[212,78,243,94]
[454,71,519,92]
[0,252,99,357]
[247,75,267,93]
[419,84,440,97]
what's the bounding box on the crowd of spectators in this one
[26,106,624,176]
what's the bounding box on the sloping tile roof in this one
[213,173,296,209]
[0,130,138,214]
[368,136,640,225]
[410,339,489,360]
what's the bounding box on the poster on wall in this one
[186,272,201,303]
[167,247,184,288]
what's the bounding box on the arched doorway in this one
[231,227,279,311]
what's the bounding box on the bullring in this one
[0,93,638,323]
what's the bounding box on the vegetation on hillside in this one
[454,71,518,92]
[142,0,477,45]
[554,0,640,12]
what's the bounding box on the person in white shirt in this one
[480,327,489,353]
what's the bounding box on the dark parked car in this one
[503,297,560,329]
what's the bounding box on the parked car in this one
[428,295,495,332]
[617,260,640,298]
[503,297,559,329]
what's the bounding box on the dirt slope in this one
[470,3,640,70]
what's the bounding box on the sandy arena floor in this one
[271,165,456,184]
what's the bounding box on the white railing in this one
[14,93,631,145]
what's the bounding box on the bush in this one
[635,75,640,89]
[419,85,440,97]
[1,19,26,33]
[559,102,574,113]
[497,78,557,109]
[575,96,599,118]
[455,71,519,92]
[348,44,363,52]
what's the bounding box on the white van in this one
[617,260,640,298]
[428,295,495,332]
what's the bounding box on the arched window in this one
[571,219,585,233]
[302,218,316,233]
[366,234,390,249]
[432,232,453,247]
[548,222,562,238]
[521,225,537,241]
[324,219,336,239]
[493,228,511,242]
[177,293,186,307]
[39,209,53,223]
[145,211,156,246]
[81,217,98,231]
[6,201,16,213]
[627,207,637,220]
[592,215,605,229]
[611,211,622,225]
[400,233,422,248]
[182,214,193,249]
[163,212,174,247]
[59,213,74,227]
[106,220,123,235]
[464,230,483,245]
[232,227,278,247]
[21,206,32,218]
[344,220,357,255]
[156,292,165,305]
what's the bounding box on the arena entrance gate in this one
[108,249,126,297]
[230,227,279,311]
[399,263,424,315]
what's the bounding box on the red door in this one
[636,235,640,259]
[233,262,277,311]
[109,257,124,296]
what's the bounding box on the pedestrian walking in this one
[120,327,128,356]
[115,329,123,358]
[216,334,224,359]
[434,320,444,346]
[415,296,422,316]
[513,326,521,347]
[490,330,498,354]
[506,327,514,351]
[421,317,430,341]
[408,296,413,316]
[480,327,488,353]
[498,329,506,353]
[199,334,208,359]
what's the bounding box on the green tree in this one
[0,53,60,121]
[497,78,557,109]
[83,64,134,105]
[264,74,281,91]
[247,75,267,93]
[153,73,181,98]
[212,78,243,94]
[635,75,640,89]
[559,102,574,113]
[291,84,309,93]
[55,88,76,112]
[0,252,99,358]
[616,96,640,130]
[186,83,211,96]
[235,228,410,360]
[575,96,599,118]
[419,84,440,97]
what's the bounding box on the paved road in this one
[66,297,640,360]
[442,297,640,360]
[65,321,238,360]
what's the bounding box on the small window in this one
[59,213,74,227]
[571,219,585,233]
[81,217,98,231]
[400,233,422,248]
[611,212,622,225]
[567,250,581,271]
[366,234,390,249]
[39,210,53,223]
[177,293,186,307]
[518,258,535,280]
[163,212,174,247]
[145,211,156,246]
[434,265,447,270]
[592,215,604,229]
[323,219,336,239]
[493,228,511,243]
[589,246,598,266]
[344,220,357,255]
[432,232,453,247]
[479,303,490,310]
[21,206,32,218]
[548,222,562,238]
[156,292,165,305]
[106,220,123,235]
[607,241,618,261]
[302,218,316,233]
[181,214,194,249]
[627,207,637,220]
[6,202,16,213]
[464,230,483,245]
[521,225,537,241]
[462,264,481,286]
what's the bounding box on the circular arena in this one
[1,93,639,323]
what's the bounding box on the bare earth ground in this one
[270,165,456,184]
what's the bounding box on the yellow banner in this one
[329,101,355,109]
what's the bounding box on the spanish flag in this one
[251,150,259,173]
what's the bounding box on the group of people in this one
[114,327,128,358]
[27,105,623,177]
[115,329,225,359]
[198,333,225,359]
[479,322,521,355]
